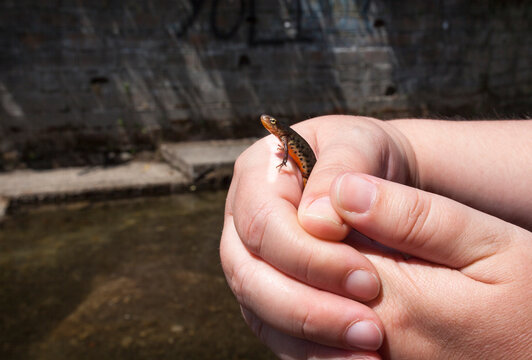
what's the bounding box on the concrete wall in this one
[1,0,531,169]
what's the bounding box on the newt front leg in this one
[276,136,289,171]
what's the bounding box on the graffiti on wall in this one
[168,0,378,44]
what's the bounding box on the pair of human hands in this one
[220,116,532,359]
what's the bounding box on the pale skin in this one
[220,116,532,359]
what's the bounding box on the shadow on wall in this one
[0,0,531,169]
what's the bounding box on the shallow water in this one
[0,191,274,360]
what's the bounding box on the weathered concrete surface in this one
[2,1,531,169]
[161,138,257,181]
[0,138,255,218]
[0,162,187,210]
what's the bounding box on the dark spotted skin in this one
[260,114,317,186]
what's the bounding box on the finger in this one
[241,307,381,360]
[231,138,381,301]
[220,216,384,351]
[330,173,511,269]
[296,116,409,241]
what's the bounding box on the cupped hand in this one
[328,173,532,359]
[220,116,417,358]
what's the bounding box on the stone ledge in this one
[160,138,257,181]
[0,138,257,218]
[0,161,186,206]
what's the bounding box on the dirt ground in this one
[0,191,274,360]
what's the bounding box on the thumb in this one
[330,173,510,268]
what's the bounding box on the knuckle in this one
[227,258,257,307]
[242,307,266,341]
[233,140,265,175]
[297,245,315,285]
[233,151,248,175]
[219,233,257,307]
[219,240,231,276]
[397,191,435,250]
[296,307,314,341]
[241,200,273,256]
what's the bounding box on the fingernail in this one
[345,320,383,350]
[345,270,380,300]
[336,174,377,213]
[303,196,343,226]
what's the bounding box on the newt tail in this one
[260,114,316,187]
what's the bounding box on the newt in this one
[260,114,316,187]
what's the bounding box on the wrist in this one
[388,118,452,193]
[381,119,421,188]
[387,118,532,230]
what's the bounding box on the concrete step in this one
[160,138,257,181]
[0,162,187,209]
[0,138,257,217]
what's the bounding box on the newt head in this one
[260,114,277,131]
[260,114,289,137]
